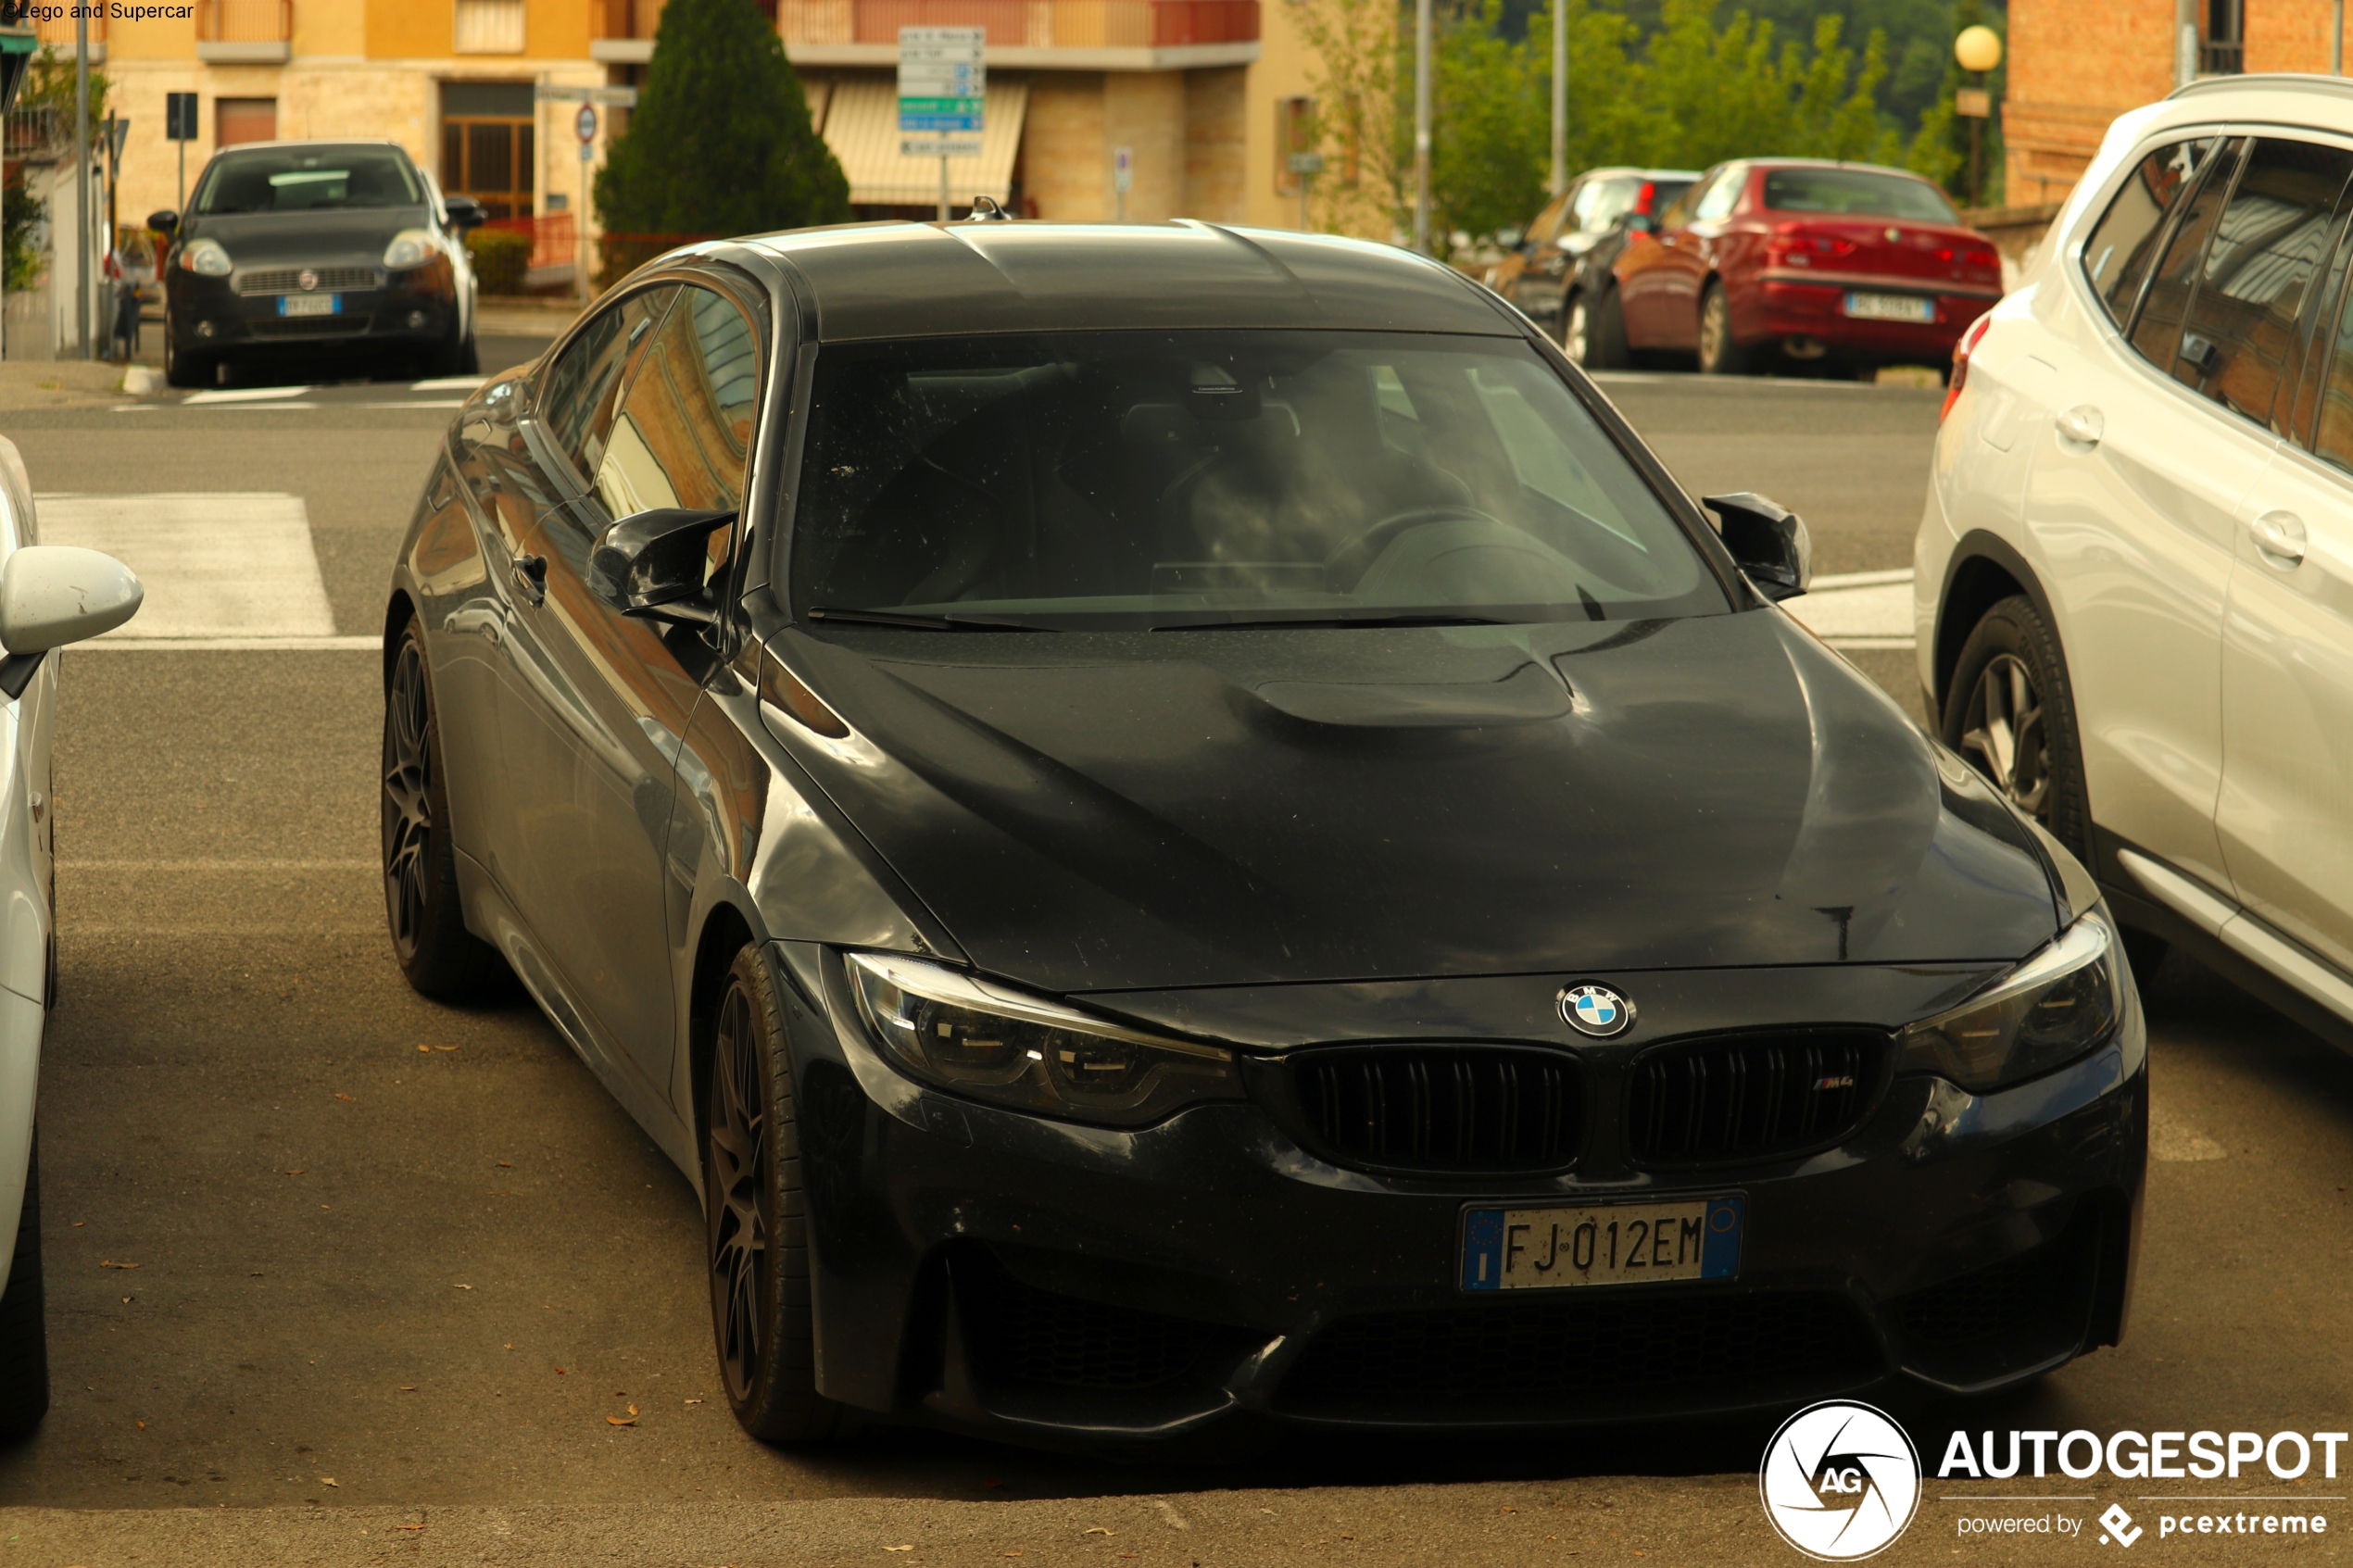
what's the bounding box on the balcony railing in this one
[2200,39,2244,74]
[782,0,1256,48]
[4,106,68,165]
[32,9,105,49]
[196,0,292,60]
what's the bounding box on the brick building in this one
[37,0,1354,267]
[2007,0,2353,204]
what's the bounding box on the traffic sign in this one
[1114,146,1132,194]
[536,84,638,107]
[575,105,598,144]
[900,27,984,159]
[165,92,197,142]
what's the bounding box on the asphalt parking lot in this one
[0,362,2339,1564]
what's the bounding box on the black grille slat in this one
[961,1263,1214,1392]
[1627,1030,1885,1166]
[1278,1045,1583,1174]
[235,264,384,295]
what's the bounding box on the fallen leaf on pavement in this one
[1085,1528,1112,1536]
[453,1284,473,1290]
[396,1524,423,1532]
[398,1386,416,1392]
[417,1045,432,1054]
[606,1414,636,1427]
[497,1161,512,1168]
[684,1398,702,1405]
[134,1420,145,1430]
[333,1094,354,1102]
[99,1261,138,1270]
[434,1046,457,1051]
[555,1367,566,1374]
[283,1170,304,1176]
[320,1478,337,1487]
[885,1549,913,1554]
[70,1222,82,1227]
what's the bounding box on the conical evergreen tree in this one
[595,0,851,242]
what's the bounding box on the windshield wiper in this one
[1151,610,1522,632]
[804,606,1055,632]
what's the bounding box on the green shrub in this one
[466,228,530,295]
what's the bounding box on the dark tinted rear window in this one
[1759,168,1957,222]
[194,145,423,213]
[2082,136,2223,328]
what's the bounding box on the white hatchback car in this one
[1921,73,2353,1035]
[0,442,143,1436]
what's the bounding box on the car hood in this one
[187,207,424,266]
[770,609,2061,995]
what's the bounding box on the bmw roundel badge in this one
[1559,983,1635,1037]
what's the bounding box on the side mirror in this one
[587,508,736,626]
[1494,227,1523,251]
[444,194,488,232]
[1627,215,1654,234]
[146,209,178,236]
[1704,492,1811,602]
[0,546,143,696]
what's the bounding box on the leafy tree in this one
[595,0,849,245]
[3,169,44,295]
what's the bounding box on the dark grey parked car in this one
[382,219,2145,1454]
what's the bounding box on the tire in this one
[459,332,480,376]
[1697,282,1752,376]
[162,330,213,389]
[1569,287,1630,370]
[1942,594,2093,865]
[704,944,850,1443]
[0,1135,52,1440]
[381,618,506,999]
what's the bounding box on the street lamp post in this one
[1549,0,1566,198]
[1954,25,2003,212]
[1412,0,1431,254]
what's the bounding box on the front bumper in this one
[780,946,2146,1447]
[163,266,456,355]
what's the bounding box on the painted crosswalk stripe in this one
[181,385,313,405]
[35,492,336,641]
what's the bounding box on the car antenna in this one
[964,194,1013,222]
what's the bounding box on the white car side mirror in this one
[0,546,142,654]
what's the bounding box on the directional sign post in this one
[166,91,197,215]
[573,106,598,304]
[900,26,984,222]
[1113,145,1131,223]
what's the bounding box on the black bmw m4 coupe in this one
[381,218,2145,1449]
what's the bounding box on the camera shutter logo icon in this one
[1758,1400,1921,1560]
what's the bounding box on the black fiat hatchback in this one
[382,219,2145,1449]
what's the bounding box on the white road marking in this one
[410,376,485,392]
[364,399,465,409]
[35,493,337,640]
[181,385,314,405]
[1780,569,1916,646]
[66,635,378,651]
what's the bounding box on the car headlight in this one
[383,229,440,270]
[846,952,1241,1127]
[1899,907,2124,1092]
[178,238,232,277]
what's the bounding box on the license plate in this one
[278,294,339,318]
[1843,291,1935,323]
[1461,1197,1743,1291]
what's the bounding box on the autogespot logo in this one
[1760,1400,1923,1561]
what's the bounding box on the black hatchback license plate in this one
[1460,1197,1743,1291]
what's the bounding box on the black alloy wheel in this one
[381,619,505,998]
[162,326,213,390]
[703,945,848,1442]
[1697,282,1751,376]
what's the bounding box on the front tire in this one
[1569,287,1630,370]
[0,1135,51,1439]
[381,618,506,999]
[162,329,213,389]
[1697,282,1751,376]
[704,944,849,1443]
[1943,594,2093,863]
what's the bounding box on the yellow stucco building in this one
[39,0,1356,260]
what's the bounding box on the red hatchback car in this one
[1602,158,2003,376]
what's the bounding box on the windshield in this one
[788,331,1724,630]
[1761,168,1957,222]
[193,146,423,215]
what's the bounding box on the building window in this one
[1276,95,1313,196]
[1276,94,1359,196]
[455,0,528,55]
[2203,0,2244,73]
[216,97,276,147]
[442,82,537,220]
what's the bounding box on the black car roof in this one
[732,220,1521,342]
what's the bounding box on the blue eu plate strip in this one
[1701,1195,1743,1278]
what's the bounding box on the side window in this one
[2306,242,2353,472]
[592,284,763,584]
[2171,137,2353,425]
[1694,167,1743,221]
[2129,137,2248,372]
[1655,173,1709,231]
[1526,189,1573,245]
[535,284,678,483]
[2082,135,2221,326]
[1568,180,1610,232]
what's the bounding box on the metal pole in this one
[74,10,90,358]
[1549,0,1567,197]
[177,139,185,217]
[938,156,949,222]
[1413,0,1431,254]
[2175,0,2197,86]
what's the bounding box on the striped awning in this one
[819,78,1029,207]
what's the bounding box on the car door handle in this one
[2249,509,2308,569]
[511,551,547,605]
[2056,404,2105,446]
